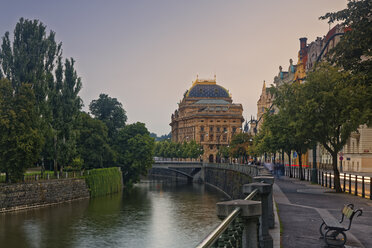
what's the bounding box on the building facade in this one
[252,24,372,172]
[170,77,244,163]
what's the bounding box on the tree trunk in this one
[53,134,58,176]
[5,172,9,183]
[286,152,292,178]
[298,151,304,180]
[332,153,342,192]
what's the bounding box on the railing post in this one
[343,173,346,192]
[217,200,262,248]
[355,175,358,196]
[253,176,275,229]
[362,176,365,198]
[370,177,372,200]
[243,183,273,248]
[349,174,352,194]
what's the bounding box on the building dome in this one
[186,77,230,98]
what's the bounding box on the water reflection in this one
[0,181,227,248]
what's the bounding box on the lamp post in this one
[311,144,318,184]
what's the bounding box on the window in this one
[200,134,204,142]
[232,127,236,133]
[223,127,227,132]
[209,145,214,149]
[217,127,220,132]
[223,134,227,141]
[209,134,214,141]
[200,126,204,131]
[210,126,213,132]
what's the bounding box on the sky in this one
[1,0,347,135]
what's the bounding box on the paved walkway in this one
[274,176,372,248]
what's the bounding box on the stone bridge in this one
[150,161,270,199]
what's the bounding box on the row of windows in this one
[199,120,237,123]
[200,126,237,132]
[200,134,228,142]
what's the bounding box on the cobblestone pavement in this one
[274,176,372,248]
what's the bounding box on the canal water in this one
[0,181,228,248]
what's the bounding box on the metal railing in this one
[1,170,90,184]
[204,163,264,177]
[196,188,259,248]
[285,166,372,200]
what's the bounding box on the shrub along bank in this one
[84,167,123,197]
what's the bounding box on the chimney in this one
[299,37,307,49]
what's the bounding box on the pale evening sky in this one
[1,0,347,135]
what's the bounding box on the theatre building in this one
[170,76,244,163]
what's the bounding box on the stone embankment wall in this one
[204,167,252,199]
[0,179,90,213]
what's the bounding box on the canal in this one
[0,181,228,248]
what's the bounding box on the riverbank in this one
[0,167,122,213]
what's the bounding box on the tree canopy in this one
[300,62,369,191]
[89,94,127,140]
[320,0,372,79]
[0,79,43,182]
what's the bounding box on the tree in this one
[0,18,61,137]
[229,133,253,163]
[300,62,369,192]
[75,112,115,169]
[271,82,314,180]
[218,145,230,162]
[114,122,154,186]
[320,0,372,122]
[320,0,372,79]
[0,18,84,175]
[89,94,127,140]
[0,79,43,182]
[47,57,82,175]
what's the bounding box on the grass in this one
[84,167,123,197]
[275,201,283,248]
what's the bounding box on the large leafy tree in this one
[320,0,372,80]
[229,132,253,163]
[114,122,154,186]
[271,82,314,180]
[255,110,294,167]
[0,18,61,128]
[47,57,82,175]
[0,79,43,182]
[300,63,369,192]
[89,94,127,140]
[0,18,83,176]
[75,112,115,169]
[320,0,372,121]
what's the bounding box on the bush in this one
[84,167,123,197]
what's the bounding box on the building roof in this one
[186,77,231,98]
